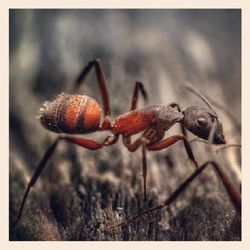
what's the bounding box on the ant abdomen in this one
[39,93,101,134]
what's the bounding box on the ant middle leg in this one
[122,129,165,202]
[110,80,148,151]
[123,81,149,201]
[122,134,149,202]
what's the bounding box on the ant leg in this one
[147,134,198,167]
[122,135,143,152]
[123,131,197,202]
[168,103,197,168]
[61,133,119,149]
[169,103,187,137]
[122,129,161,152]
[14,137,60,226]
[123,129,164,201]
[123,134,148,201]
[117,81,149,149]
[130,81,148,111]
[14,133,118,226]
[163,161,241,214]
[74,59,111,128]
[123,81,148,202]
[129,81,149,201]
[101,160,241,232]
[142,144,147,202]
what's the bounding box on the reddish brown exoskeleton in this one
[14,59,241,229]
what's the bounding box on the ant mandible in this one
[14,59,241,228]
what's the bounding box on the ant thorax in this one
[149,105,184,131]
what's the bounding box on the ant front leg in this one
[161,161,241,214]
[168,103,198,169]
[161,160,241,213]
[147,134,198,168]
[14,133,118,226]
[168,103,187,137]
[74,59,111,128]
[101,160,241,232]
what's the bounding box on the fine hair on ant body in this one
[14,59,241,230]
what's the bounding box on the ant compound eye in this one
[197,117,207,126]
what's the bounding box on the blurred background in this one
[9,9,241,240]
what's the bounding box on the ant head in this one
[182,106,226,144]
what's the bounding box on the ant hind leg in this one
[73,59,111,120]
[14,133,118,226]
[130,81,148,111]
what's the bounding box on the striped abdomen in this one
[40,93,101,134]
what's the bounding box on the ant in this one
[14,59,241,230]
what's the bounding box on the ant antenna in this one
[185,82,213,110]
[215,144,241,153]
[185,82,241,132]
